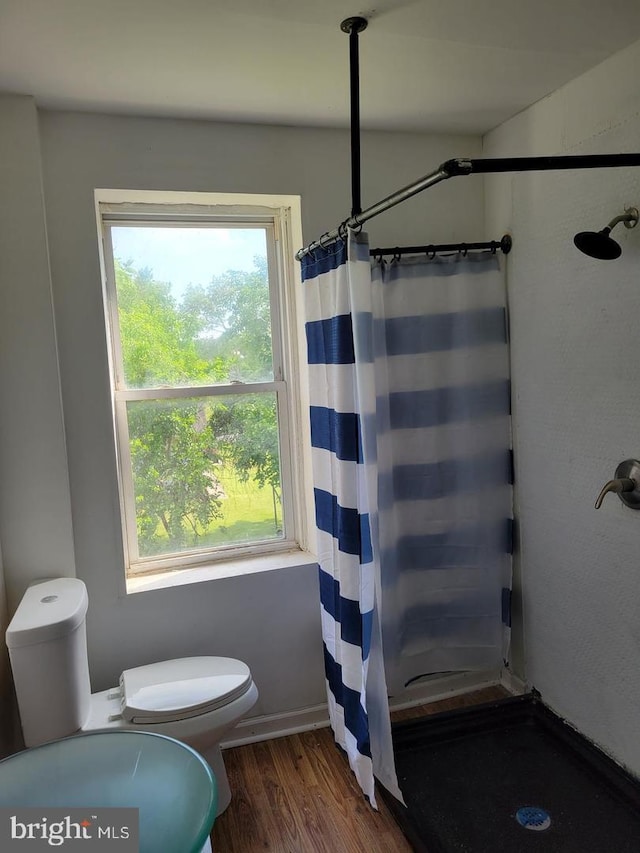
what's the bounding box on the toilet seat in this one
[119,657,252,725]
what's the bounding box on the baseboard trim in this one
[222,669,519,749]
[221,702,330,748]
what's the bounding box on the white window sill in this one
[125,548,318,595]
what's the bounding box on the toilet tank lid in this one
[6,578,88,649]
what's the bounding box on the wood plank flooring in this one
[211,685,508,852]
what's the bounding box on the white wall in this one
[0,95,76,751]
[0,96,76,595]
[0,101,485,720]
[484,37,640,776]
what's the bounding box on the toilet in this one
[5,577,258,816]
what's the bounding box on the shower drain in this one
[515,806,552,831]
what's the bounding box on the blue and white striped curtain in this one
[301,229,512,803]
[301,232,401,807]
[359,249,513,694]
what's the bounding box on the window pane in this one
[126,394,283,559]
[110,226,274,388]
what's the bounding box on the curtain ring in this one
[351,221,363,235]
[490,242,497,254]
[427,245,436,260]
[461,243,468,257]
[338,220,349,240]
[319,232,332,249]
[393,248,401,262]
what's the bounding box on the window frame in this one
[96,191,311,579]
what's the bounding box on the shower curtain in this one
[301,229,512,803]
[301,233,401,807]
[360,245,513,695]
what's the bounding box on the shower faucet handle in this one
[595,477,635,508]
[595,459,640,509]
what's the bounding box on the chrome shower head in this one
[573,207,638,259]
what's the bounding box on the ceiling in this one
[2,0,640,134]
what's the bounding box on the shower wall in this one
[484,36,640,779]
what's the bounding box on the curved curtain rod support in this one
[295,20,640,262]
[296,153,640,261]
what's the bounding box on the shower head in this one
[573,207,638,259]
[574,229,623,259]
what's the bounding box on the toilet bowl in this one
[5,578,258,815]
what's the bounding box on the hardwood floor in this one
[211,685,508,852]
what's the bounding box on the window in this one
[97,192,309,578]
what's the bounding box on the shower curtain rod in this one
[295,17,640,262]
[370,234,512,259]
[296,153,640,261]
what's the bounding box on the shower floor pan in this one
[381,693,640,853]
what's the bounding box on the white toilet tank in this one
[6,578,92,748]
